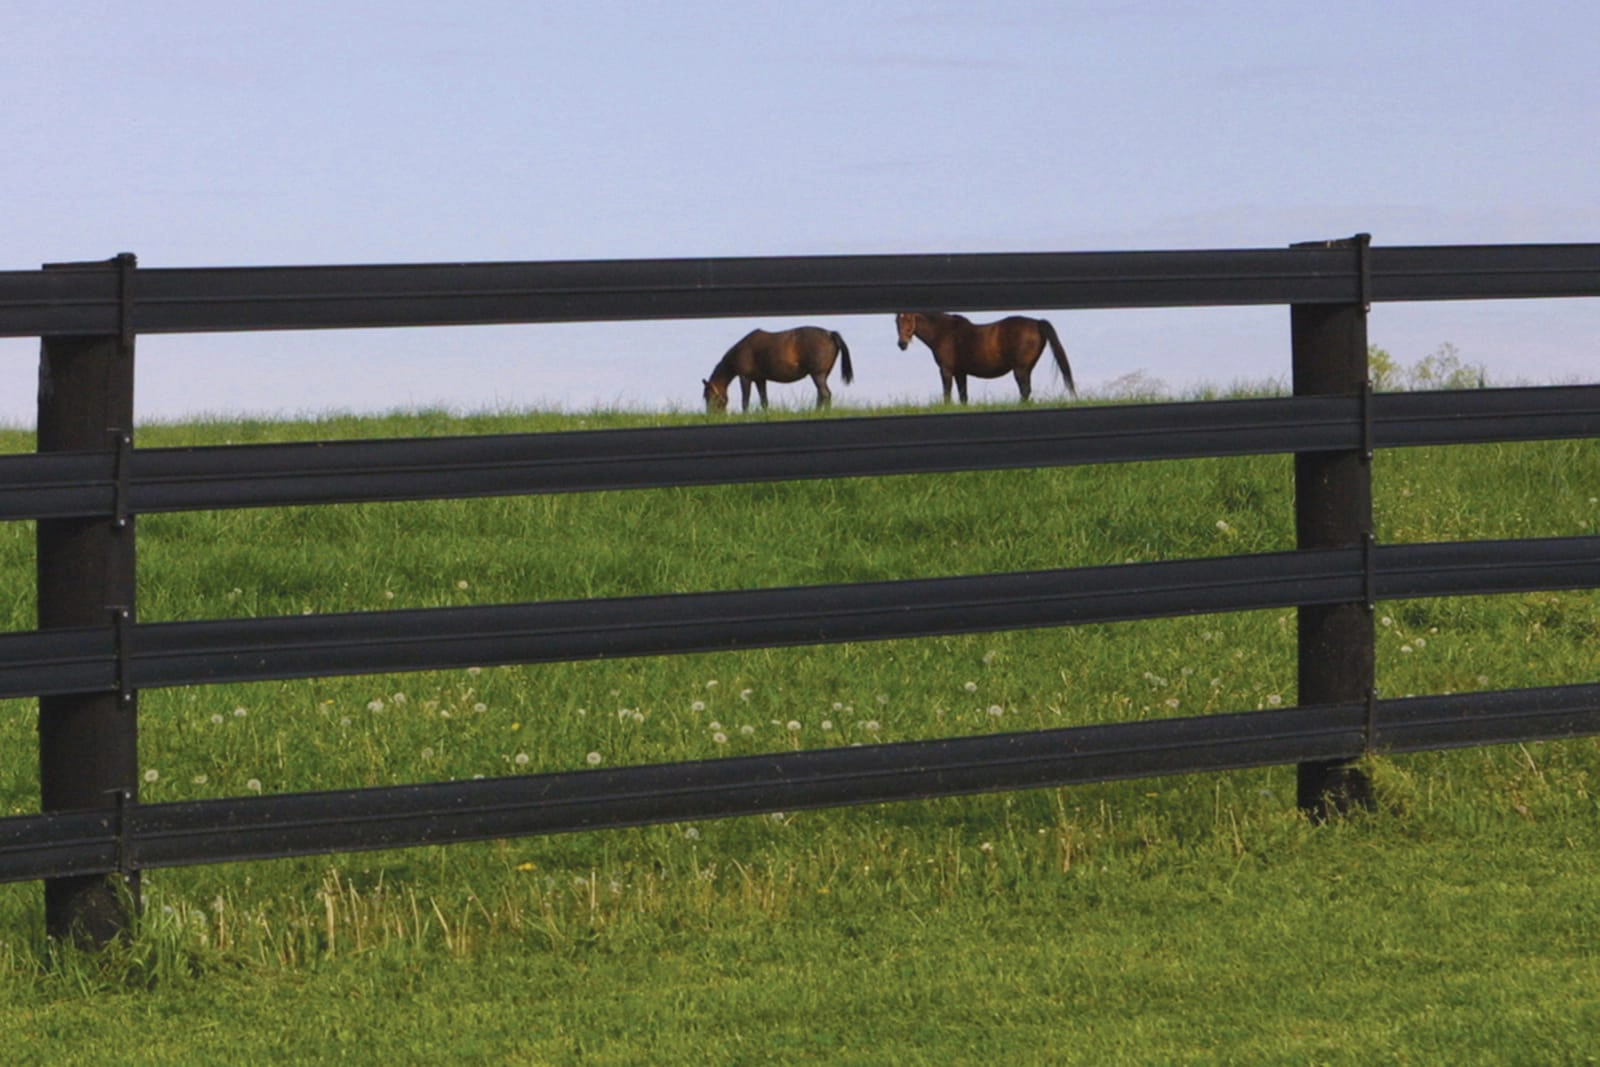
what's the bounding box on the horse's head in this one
[895,312,917,350]
[702,377,729,413]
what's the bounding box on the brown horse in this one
[895,311,1076,404]
[703,326,853,412]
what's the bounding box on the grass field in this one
[0,399,1596,1064]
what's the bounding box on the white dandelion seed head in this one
[865,720,881,733]
[821,720,834,731]
[740,688,753,701]
[712,732,728,744]
[963,681,978,693]
[692,700,706,713]
[473,702,487,713]
[246,778,262,793]
[988,705,1005,717]
[420,747,434,760]
[233,706,248,718]
[456,579,469,590]
[367,699,384,712]
[192,774,208,785]
[586,752,602,766]
[739,724,755,736]
[787,720,802,732]
[143,769,159,783]
[210,713,225,725]
[514,752,530,766]
[708,720,722,731]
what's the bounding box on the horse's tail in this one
[1038,319,1076,398]
[832,331,854,385]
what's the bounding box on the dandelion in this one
[1381,616,1394,627]
[708,720,722,731]
[864,720,881,733]
[586,752,602,766]
[787,720,802,732]
[367,699,384,713]
[988,705,1005,718]
[982,649,998,665]
[692,700,706,713]
[467,666,482,676]
[514,752,530,766]
[832,702,844,711]
[143,769,159,783]
[963,681,978,693]
[420,747,434,760]
[876,694,889,706]
[233,706,248,718]
[456,580,469,590]
[1266,694,1283,707]
[740,725,755,737]
[391,692,408,705]
[1401,644,1413,654]
[210,713,225,726]
[473,702,487,713]
[740,688,753,702]
[821,720,834,732]
[192,774,207,785]
[1414,636,1427,648]
[1216,519,1234,535]
[510,721,521,731]
[384,590,396,600]
[712,732,728,744]
[246,778,262,793]
[516,862,535,872]
[1164,698,1180,710]
[340,717,351,727]
[684,827,701,841]
[705,679,719,689]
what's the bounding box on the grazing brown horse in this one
[703,326,853,412]
[895,311,1076,404]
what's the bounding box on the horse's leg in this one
[1014,367,1033,402]
[813,372,832,409]
[940,368,955,403]
[756,380,770,408]
[956,373,970,404]
[739,378,753,412]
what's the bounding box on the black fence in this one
[2,236,1597,943]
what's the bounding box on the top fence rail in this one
[3,243,1600,338]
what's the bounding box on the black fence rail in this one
[1,236,1597,942]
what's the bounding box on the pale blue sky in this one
[3,1,1596,422]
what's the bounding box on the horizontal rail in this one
[2,386,1596,521]
[0,537,1593,700]
[2,681,1595,882]
[3,243,1598,338]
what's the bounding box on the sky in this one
[2,1,1597,424]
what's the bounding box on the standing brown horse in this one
[703,326,853,412]
[896,311,1076,404]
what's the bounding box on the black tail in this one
[832,331,854,385]
[1038,319,1076,398]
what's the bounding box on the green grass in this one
[0,401,1597,1064]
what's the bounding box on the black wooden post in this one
[36,254,139,943]
[1292,235,1376,819]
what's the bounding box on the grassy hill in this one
[0,402,1596,1064]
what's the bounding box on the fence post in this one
[36,254,139,944]
[1292,235,1376,819]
